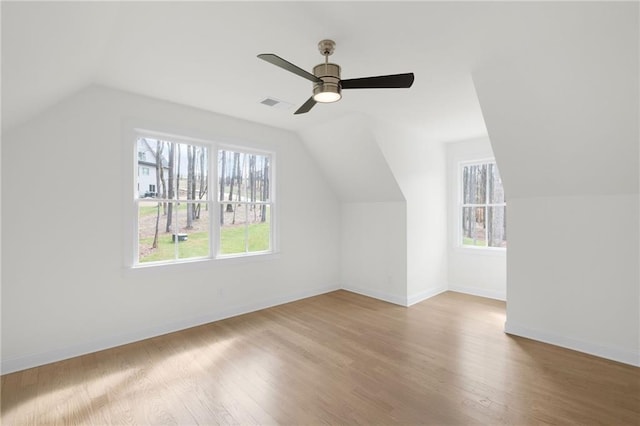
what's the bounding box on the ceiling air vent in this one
[261,98,279,107]
[260,97,294,110]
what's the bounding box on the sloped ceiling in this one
[3,2,637,201]
[2,1,498,139]
[472,2,638,198]
[299,114,404,202]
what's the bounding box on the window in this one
[135,136,212,265]
[141,167,150,176]
[138,151,146,161]
[134,133,275,267]
[218,148,273,256]
[460,160,506,248]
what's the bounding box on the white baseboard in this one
[342,285,407,306]
[505,321,640,367]
[1,284,340,375]
[406,286,448,306]
[447,284,506,301]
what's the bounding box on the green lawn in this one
[463,237,486,247]
[139,222,270,262]
[139,204,161,217]
[220,222,270,254]
[139,231,210,263]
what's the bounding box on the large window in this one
[460,160,506,248]
[218,148,273,256]
[134,134,274,266]
[135,136,212,264]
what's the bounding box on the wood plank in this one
[1,290,638,424]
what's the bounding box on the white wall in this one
[341,202,407,305]
[473,1,639,365]
[298,115,404,203]
[299,116,448,306]
[1,85,341,373]
[300,115,409,305]
[374,121,449,305]
[506,195,638,364]
[446,137,506,300]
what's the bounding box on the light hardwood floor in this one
[2,290,639,425]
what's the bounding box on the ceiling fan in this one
[258,39,415,115]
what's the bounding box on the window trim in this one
[456,158,506,252]
[128,129,277,269]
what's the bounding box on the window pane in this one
[174,143,209,201]
[176,202,210,259]
[462,206,487,246]
[488,206,507,248]
[249,154,271,202]
[220,203,247,255]
[488,163,505,204]
[138,201,176,263]
[218,150,271,203]
[137,138,163,199]
[462,164,487,204]
[248,204,270,252]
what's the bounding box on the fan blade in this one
[294,97,317,115]
[341,73,414,89]
[258,54,322,84]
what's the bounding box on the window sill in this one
[453,246,506,257]
[123,251,281,276]
[214,251,281,264]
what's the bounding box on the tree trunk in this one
[152,202,161,249]
[186,145,195,229]
[219,150,226,225]
[261,157,269,222]
[165,142,175,233]
[195,146,206,219]
[227,152,239,213]
[155,140,163,198]
[249,155,256,221]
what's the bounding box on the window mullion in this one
[485,176,489,247]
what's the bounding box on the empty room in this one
[2,1,639,424]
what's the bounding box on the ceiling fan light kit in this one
[258,39,414,115]
[312,40,341,103]
[312,62,341,103]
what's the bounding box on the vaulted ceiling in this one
[2,1,531,139]
[4,2,637,202]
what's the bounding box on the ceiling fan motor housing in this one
[313,63,341,102]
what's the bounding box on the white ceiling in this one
[1,1,608,142]
[2,1,528,140]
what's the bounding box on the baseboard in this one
[447,284,506,301]
[342,285,407,306]
[1,283,341,375]
[406,286,448,306]
[505,321,640,367]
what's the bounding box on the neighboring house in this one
[137,138,169,198]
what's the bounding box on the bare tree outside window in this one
[135,135,274,266]
[461,161,506,248]
[218,149,272,255]
[136,137,210,264]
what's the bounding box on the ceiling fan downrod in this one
[313,39,341,103]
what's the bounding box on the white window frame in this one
[133,132,215,267]
[215,144,276,259]
[457,158,506,252]
[129,129,276,269]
